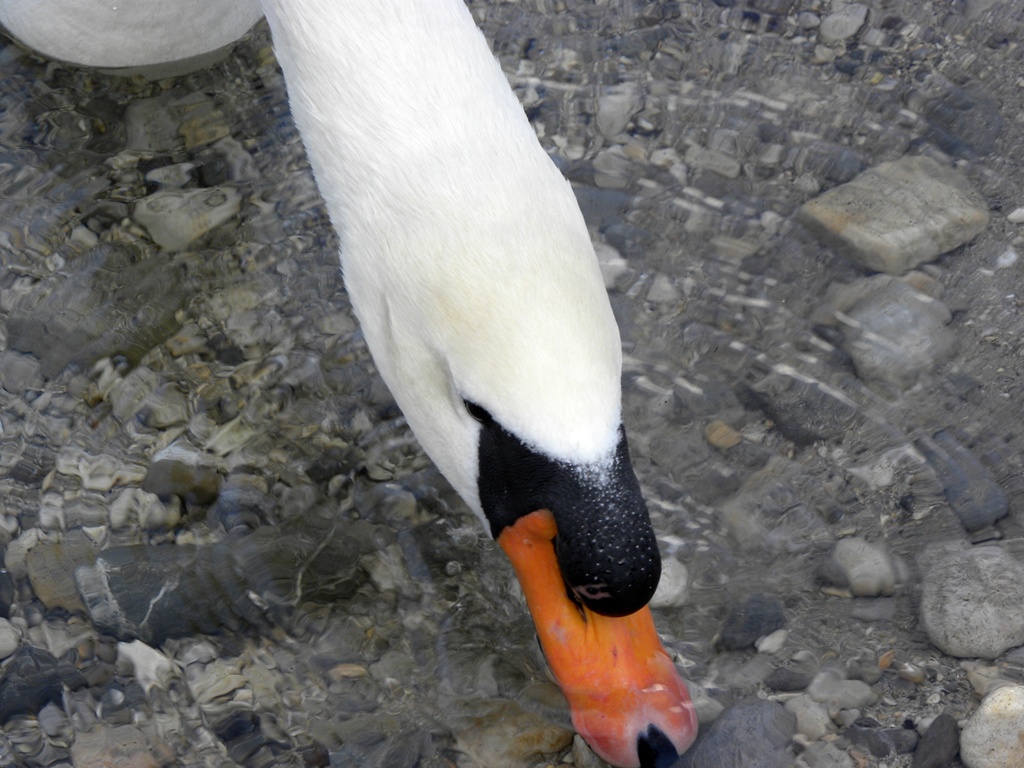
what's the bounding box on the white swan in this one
[0,2,698,765]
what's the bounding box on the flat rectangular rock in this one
[798,155,989,274]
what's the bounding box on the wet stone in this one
[807,669,878,714]
[784,694,833,740]
[816,275,956,390]
[959,684,1024,768]
[916,431,1008,532]
[70,723,162,768]
[0,352,42,395]
[452,700,573,768]
[25,530,100,613]
[5,244,187,378]
[919,542,1024,659]
[911,712,960,768]
[677,698,796,768]
[133,187,243,252]
[766,651,819,692]
[0,647,85,723]
[719,594,786,651]
[141,459,222,506]
[843,718,919,757]
[819,3,868,43]
[819,537,896,597]
[798,155,990,275]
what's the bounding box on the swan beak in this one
[497,509,698,768]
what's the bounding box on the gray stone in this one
[807,670,877,713]
[916,431,1008,532]
[819,4,868,43]
[134,186,242,251]
[912,712,960,768]
[595,82,643,140]
[678,699,796,768]
[5,244,186,377]
[919,543,1024,658]
[817,275,956,389]
[820,537,896,597]
[799,156,989,274]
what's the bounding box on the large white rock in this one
[919,542,1024,659]
[960,685,1024,768]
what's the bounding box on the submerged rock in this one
[678,699,795,768]
[959,685,1024,768]
[919,542,1024,658]
[134,186,242,251]
[799,155,989,275]
[5,244,187,378]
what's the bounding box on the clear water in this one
[0,1,1023,766]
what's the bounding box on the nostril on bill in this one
[637,724,680,768]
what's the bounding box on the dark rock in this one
[75,512,389,643]
[678,699,796,768]
[844,719,920,757]
[208,481,276,532]
[766,653,819,692]
[720,595,786,651]
[911,712,959,768]
[0,647,86,722]
[916,431,1008,532]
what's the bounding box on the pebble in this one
[1007,206,1024,224]
[116,641,177,694]
[766,651,820,692]
[818,4,868,43]
[959,685,1024,768]
[596,82,643,140]
[919,542,1024,658]
[705,420,742,450]
[134,187,243,251]
[798,156,989,275]
[806,670,878,715]
[650,556,689,609]
[678,699,796,768]
[819,537,896,597]
[911,712,960,768]
[784,694,834,740]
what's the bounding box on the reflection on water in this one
[0,1,1023,766]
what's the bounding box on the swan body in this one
[0,1,698,764]
[0,0,263,76]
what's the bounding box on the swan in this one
[0,1,699,765]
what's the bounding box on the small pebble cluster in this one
[0,0,1023,767]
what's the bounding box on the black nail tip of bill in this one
[637,724,680,768]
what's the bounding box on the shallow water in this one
[0,1,1023,767]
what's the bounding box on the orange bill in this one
[497,509,698,768]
